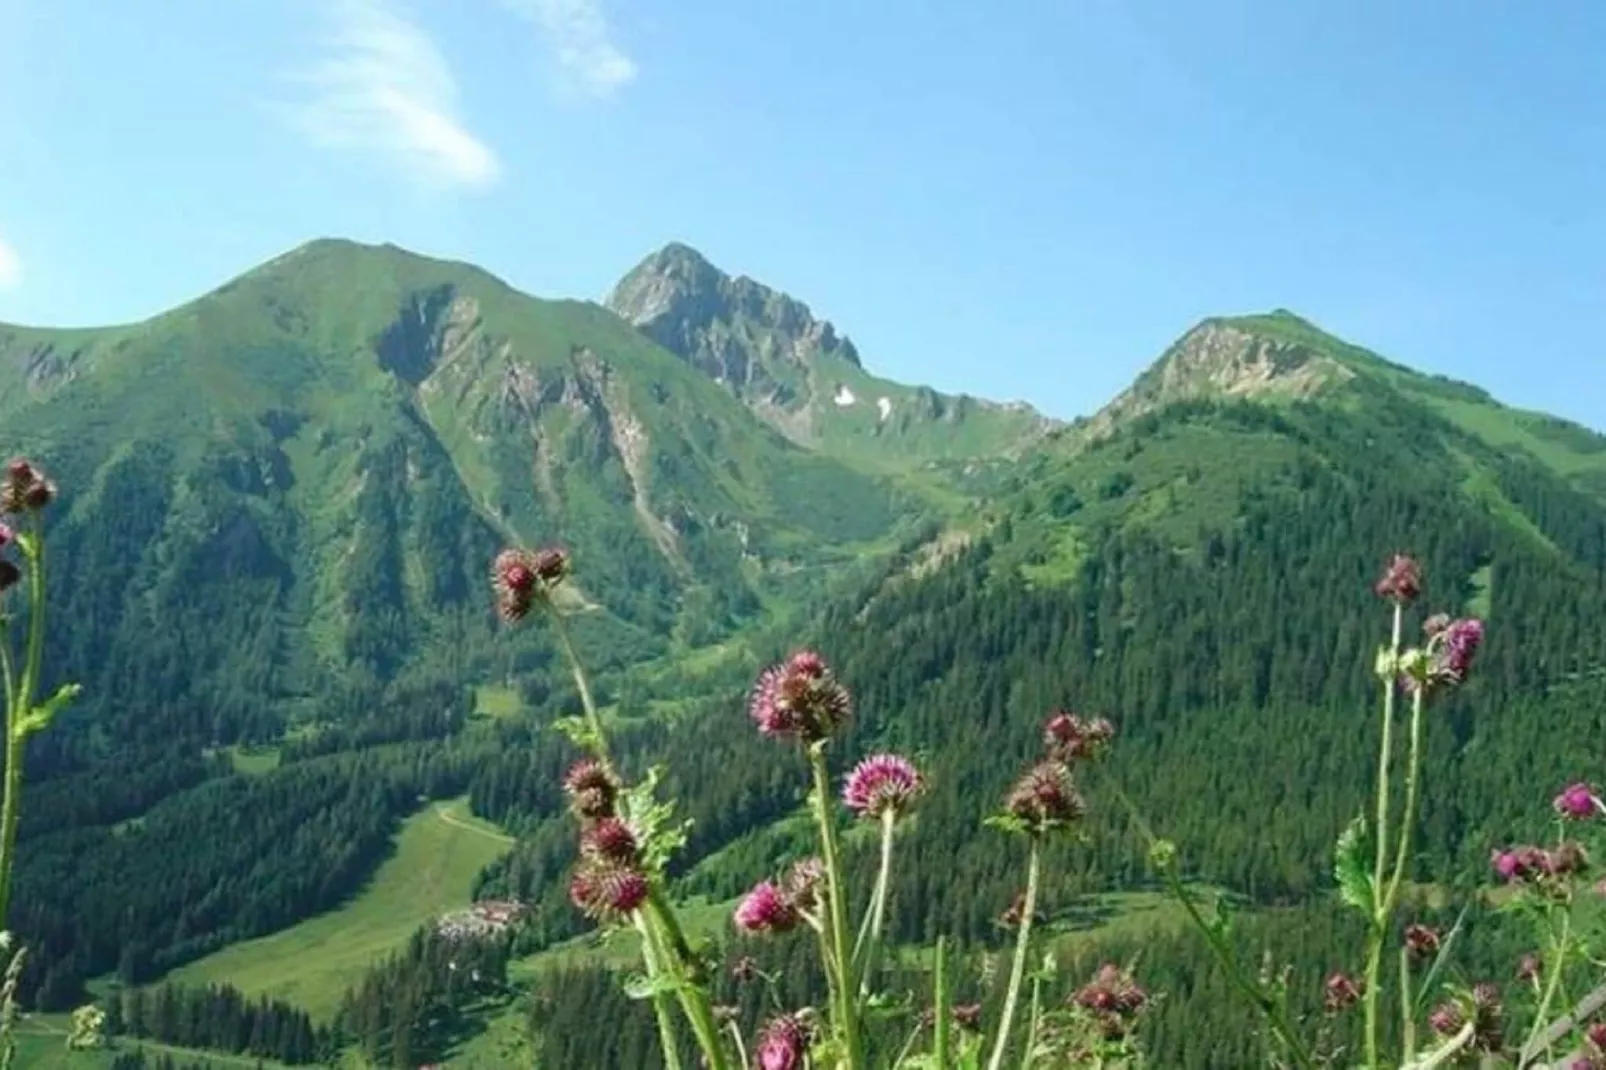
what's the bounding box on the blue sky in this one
[0,0,1602,429]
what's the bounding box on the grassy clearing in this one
[471,684,524,721]
[166,797,512,1021]
[12,1012,295,1069]
[227,744,282,775]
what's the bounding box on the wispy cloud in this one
[502,0,638,99]
[0,238,20,290]
[288,0,501,190]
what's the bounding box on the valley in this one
[1,238,1604,1067]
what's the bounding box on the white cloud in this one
[502,0,637,99]
[289,0,501,190]
[0,239,20,290]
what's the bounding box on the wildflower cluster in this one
[0,460,54,597]
[495,541,1142,1069]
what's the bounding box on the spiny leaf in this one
[1334,813,1374,916]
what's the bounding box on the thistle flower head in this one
[568,860,649,921]
[1323,972,1362,1013]
[842,753,924,819]
[1004,759,1084,832]
[1427,1001,1464,1037]
[0,459,54,515]
[1375,553,1422,604]
[748,650,851,743]
[1042,711,1115,762]
[781,857,826,914]
[562,759,619,819]
[491,545,569,622]
[753,1013,812,1070]
[1404,923,1441,960]
[1555,782,1603,820]
[1547,840,1589,877]
[1429,618,1484,687]
[1588,1022,1606,1053]
[1469,982,1505,1052]
[1491,845,1548,883]
[1071,963,1149,1033]
[998,890,1042,929]
[579,817,639,865]
[951,1003,983,1032]
[733,880,800,935]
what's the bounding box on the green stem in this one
[933,936,950,1069]
[985,838,1040,1070]
[810,745,864,1069]
[853,809,896,1005]
[548,609,614,772]
[0,521,43,932]
[1159,863,1317,1069]
[1018,969,1043,1070]
[634,914,685,1070]
[1523,911,1571,1059]
[1399,946,1416,1061]
[1364,602,1404,1069]
[644,893,728,1070]
[1383,686,1427,914]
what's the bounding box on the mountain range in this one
[4,237,1606,1067]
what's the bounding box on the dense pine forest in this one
[0,239,1603,1067]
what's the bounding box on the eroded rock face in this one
[605,242,861,402]
[1085,322,1355,440]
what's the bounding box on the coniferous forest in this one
[0,240,1602,1068]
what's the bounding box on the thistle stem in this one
[810,745,864,1069]
[1399,946,1416,1061]
[635,913,685,1070]
[548,608,614,772]
[1364,602,1404,1068]
[933,936,951,1068]
[985,838,1040,1070]
[1523,910,1572,1060]
[643,891,727,1070]
[0,519,44,932]
[853,808,896,1006]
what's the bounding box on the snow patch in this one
[877,396,892,421]
[833,384,856,406]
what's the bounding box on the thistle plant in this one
[1125,552,1606,1068]
[494,543,1145,1069]
[0,459,80,1067]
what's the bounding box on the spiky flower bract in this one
[733,881,799,935]
[1004,759,1083,832]
[1043,711,1115,763]
[748,650,852,743]
[562,759,619,819]
[490,545,570,622]
[1374,553,1422,604]
[579,817,639,865]
[569,861,649,921]
[841,753,923,819]
[0,459,54,514]
[753,1012,811,1070]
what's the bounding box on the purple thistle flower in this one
[562,759,619,819]
[568,861,649,921]
[842,754,924,819]
[753,1013,811,1070]
[1431,618,1484,685]
[782,857,826,913]
[1374,553,1422,604]
[1004,759,1084,831]
[734,881,800,935]
[749,650,852,743]
[1042,711,1116,762]
[1555,782,1604,820]
[1323,972,1362,1013]
[1428,1001,1464,1037]
[1404,923,1441,960]
[579,817,639,865]
[0,459,54,515]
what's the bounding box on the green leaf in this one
[1334,813,1374,916]
[984,813,1032,837]
[17,682,80,738]
[620,971,680,1001]
[551,716,600,752]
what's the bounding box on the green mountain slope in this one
[605,242,1060,472]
